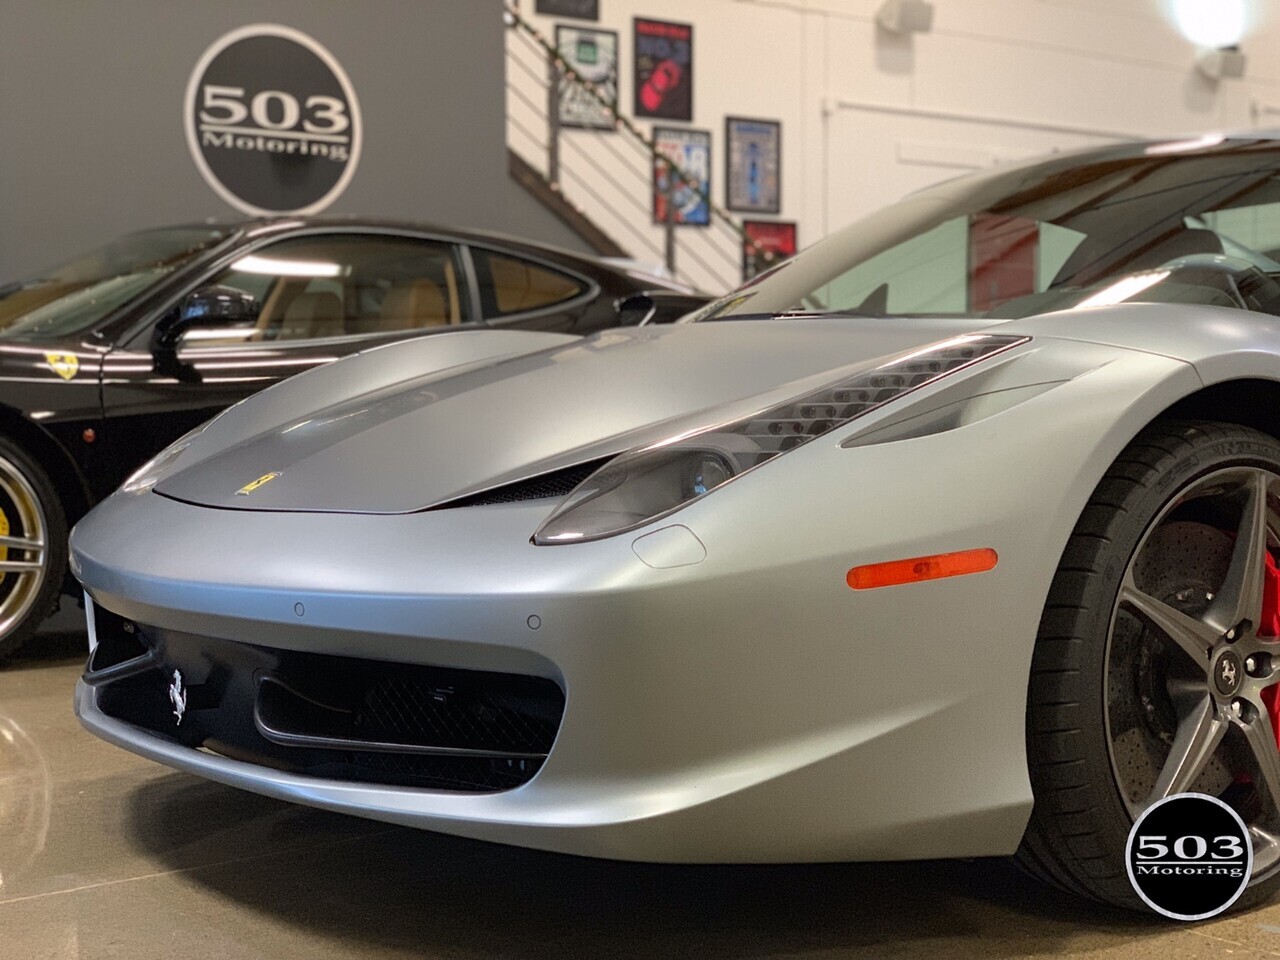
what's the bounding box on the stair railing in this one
[505,4,771,292]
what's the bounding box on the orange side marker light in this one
[847,548,998,590]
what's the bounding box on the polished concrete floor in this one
[9,622,1280,958]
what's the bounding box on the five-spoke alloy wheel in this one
[1020,421,1280,910]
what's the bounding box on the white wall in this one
[509,0,1280,293]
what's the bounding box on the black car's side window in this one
[470,248,585,321]
[195,235,469,344]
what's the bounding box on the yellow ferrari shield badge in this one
[236,472,281,496]
[44,352,79,380]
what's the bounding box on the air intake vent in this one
[443,459,609,508]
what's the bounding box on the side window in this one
[199,235,468,344]
[1198,203,1280,262]
[471,249,584,318]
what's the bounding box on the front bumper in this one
[73,481,1041,861]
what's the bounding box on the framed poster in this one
[653,127,711,227]
[742,220,797,281]
[633,18,693,121]
[725,117,781,214]
[536,0,599,20]
[555,26,618,130]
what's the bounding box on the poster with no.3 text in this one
[633,18,693,121]
[653,127,710,226]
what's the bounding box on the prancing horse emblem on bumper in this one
[168,670,188,725]
[236,472,281,496]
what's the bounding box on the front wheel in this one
[1019,420,1280,910]
[0,437,66,662]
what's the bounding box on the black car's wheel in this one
[1020,420,1280,910]
[0,437,65,661]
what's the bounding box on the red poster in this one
[742,220,797,281]
[633,18,693,121]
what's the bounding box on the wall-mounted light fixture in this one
[1197,46,1247,81]
[876,0,935,35]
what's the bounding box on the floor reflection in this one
[0,714,51,893]
[123,775,1159,960]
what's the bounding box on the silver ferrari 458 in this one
[72,134,1280,910]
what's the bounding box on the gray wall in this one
[0,0,587,282]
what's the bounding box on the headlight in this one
[120,425,207,494]
[534,334,1028,544]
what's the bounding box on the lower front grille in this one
[85,609,565,793]
[357,676,562,754]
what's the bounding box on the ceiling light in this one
[1172,0,1247,49]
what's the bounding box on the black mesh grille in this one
[444,459,607,507]
[354,677,562,754]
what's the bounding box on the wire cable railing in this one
[504,5,767,292]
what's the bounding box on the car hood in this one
[155,317,986,513]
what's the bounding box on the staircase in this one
[504,5,757,293]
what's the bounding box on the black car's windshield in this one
[695,137,1280,322]
[0,227,233,339]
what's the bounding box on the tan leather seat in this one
[379,279,451,329]
[280,291,344,339]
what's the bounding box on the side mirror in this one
[615,293,656,326]
[153,285,260,351]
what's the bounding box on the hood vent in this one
[441,459,610,509]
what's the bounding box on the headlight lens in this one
[534,334,1028,544]
[535,446,735,543]
[120,426,206,493]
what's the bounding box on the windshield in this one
[0,227,234,339]
[696,138,1280,322]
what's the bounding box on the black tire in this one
[0,436,67,662]
[1019,420,1280,911]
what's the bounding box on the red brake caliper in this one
[1259,551,1280,749]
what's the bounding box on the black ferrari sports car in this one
[0,218,707,657]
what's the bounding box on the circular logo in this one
[1126,793,1252,920]
[184,24,362,216]
[1215,650,1244,696]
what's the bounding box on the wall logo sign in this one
[184,24,362,216]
